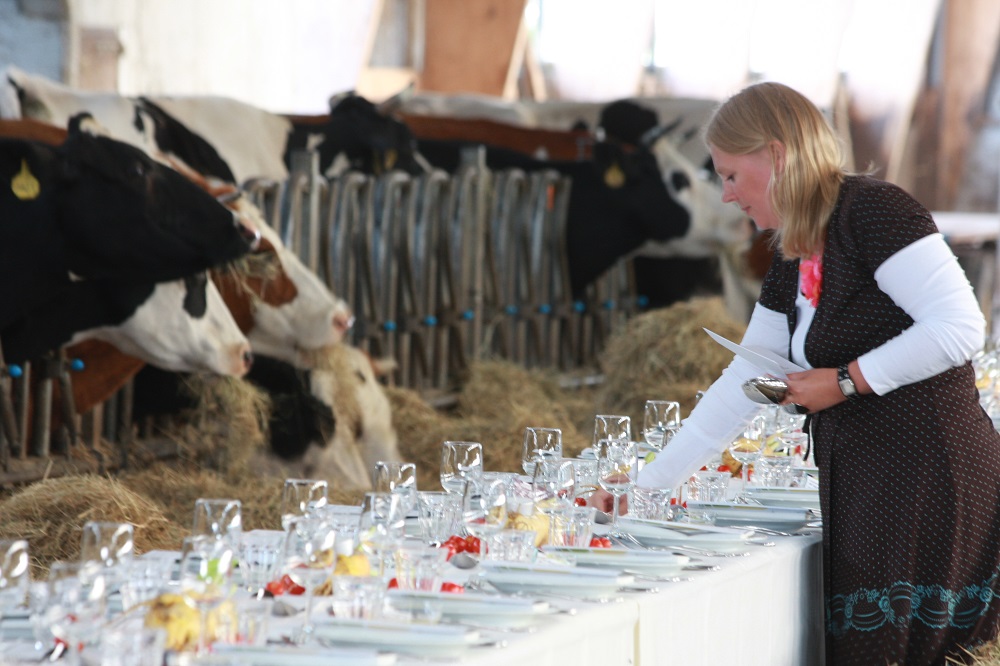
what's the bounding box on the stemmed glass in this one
[281,479,329,530]
[461,478,508,558]
[521,427,563,476]
[359,492,406,576]
[597,439,638,536]
[531,458,576,518]
[80,521,134,592]
[47,560,108,665]
[729,413,767,502]
[280,516,336,644]
[372,461,418,516]
[179,535,236,656]
[192,498,243,546]
[642,400,681,450]
[593,414,632,449]
[0,539,30,614]
[440,441,483,494]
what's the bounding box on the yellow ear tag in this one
[12,159,40,201]
[604,162,625,188]
[384,149,397,170]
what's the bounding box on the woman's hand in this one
[587,487,629,515]
[782,361,872,413]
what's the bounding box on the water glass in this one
[237,531,286,595]
[280,479,329,530]
[756,451,797,487]
[643,400,681,450]
[118,557,174,611]
[393,544,448,591]
[532,458,576,517]
[461,478,508,553]
[629,486,674,521]
[570,457,599,490]
[47,560,108,661]
[372,461,418,516]
[593,414,632,448]
[416,491,462,545]
[99,617,166,666]
[440,441,483,494]
[0,539,30,613]
[80,521,135,569]
[216,598,273,647]
[329,575,385,620]
[192,498,243,545]
[548,506,596,547]
[484,529,537,561]
[521,427,563,476]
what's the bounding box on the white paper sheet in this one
[703,329,805,379]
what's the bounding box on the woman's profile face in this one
[709,144,780,230]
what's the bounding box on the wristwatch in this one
[837,364,858,399]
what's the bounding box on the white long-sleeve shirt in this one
[637,232,985,490]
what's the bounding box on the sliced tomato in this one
[440,582,464,593]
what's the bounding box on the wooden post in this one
[419,0,528,98]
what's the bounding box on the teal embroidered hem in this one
[828,572,1000,638]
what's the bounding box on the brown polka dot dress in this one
[759,176,1000,665]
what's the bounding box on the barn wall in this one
[62,0,379,114]
[0,0,66,82]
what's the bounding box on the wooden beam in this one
[418,0,528,97]
[937,0,1000,208]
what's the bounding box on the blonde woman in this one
[595,82,1000,665]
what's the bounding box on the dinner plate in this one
[201,645,397,666]
[617,517,757,552]
[312,618,481,658]
[386,590,552,628]
[540,546,690,575]
[744,487,820,510]
[684,502,811,531]
[479,560,634,597]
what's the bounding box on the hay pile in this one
[389,361,588,491]
[157,374,270,480]
[0,475,185,578]
[597,296,747,428]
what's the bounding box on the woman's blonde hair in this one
[705,82,845,259]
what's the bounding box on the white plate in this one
[685,502,811,531]
[479,561,633,597]
[540,546,690,574]
[617,518,756,552]
[745,487,820,509]
[313,618,481,658]
[386,590,551,628]
[165,644,396,666]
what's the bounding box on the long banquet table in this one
[452,532,823,666]
[0,532,824,666]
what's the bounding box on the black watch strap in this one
[838,364,858,399]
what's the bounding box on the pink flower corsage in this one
[799,253,822,307]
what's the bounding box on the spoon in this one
[742,377,808,414]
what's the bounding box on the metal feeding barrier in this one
[270,148,639,393]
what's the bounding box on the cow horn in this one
[639,116,685,148]
[376,81,415,115]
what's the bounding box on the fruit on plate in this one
[334,551,371,576]
[143,592,236,652]
[510,511,549,547]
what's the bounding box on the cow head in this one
[210,195,354,368]
[76,274,253,377]
[317,93,424,176]
[639,132,752,259]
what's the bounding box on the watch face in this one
[839,378,855,395]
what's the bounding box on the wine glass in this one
[461,478,508,557]
[642,400,681,450]
[179,535,236,655]
[192,498,243,546]
[531,458,576,518]
[47,560,108,665]
[358,492,406,576]
[372,461,418,516]
[593,414,631,449]
[597,439,638,536]
[729,413,767,502]
[0,539,30,615]
[280,516,336,644]
[440,441,483,494]
[280,479,329,530]
[79,521,134,591]
[521,427,563,476]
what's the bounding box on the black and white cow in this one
[0,122,256,332]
